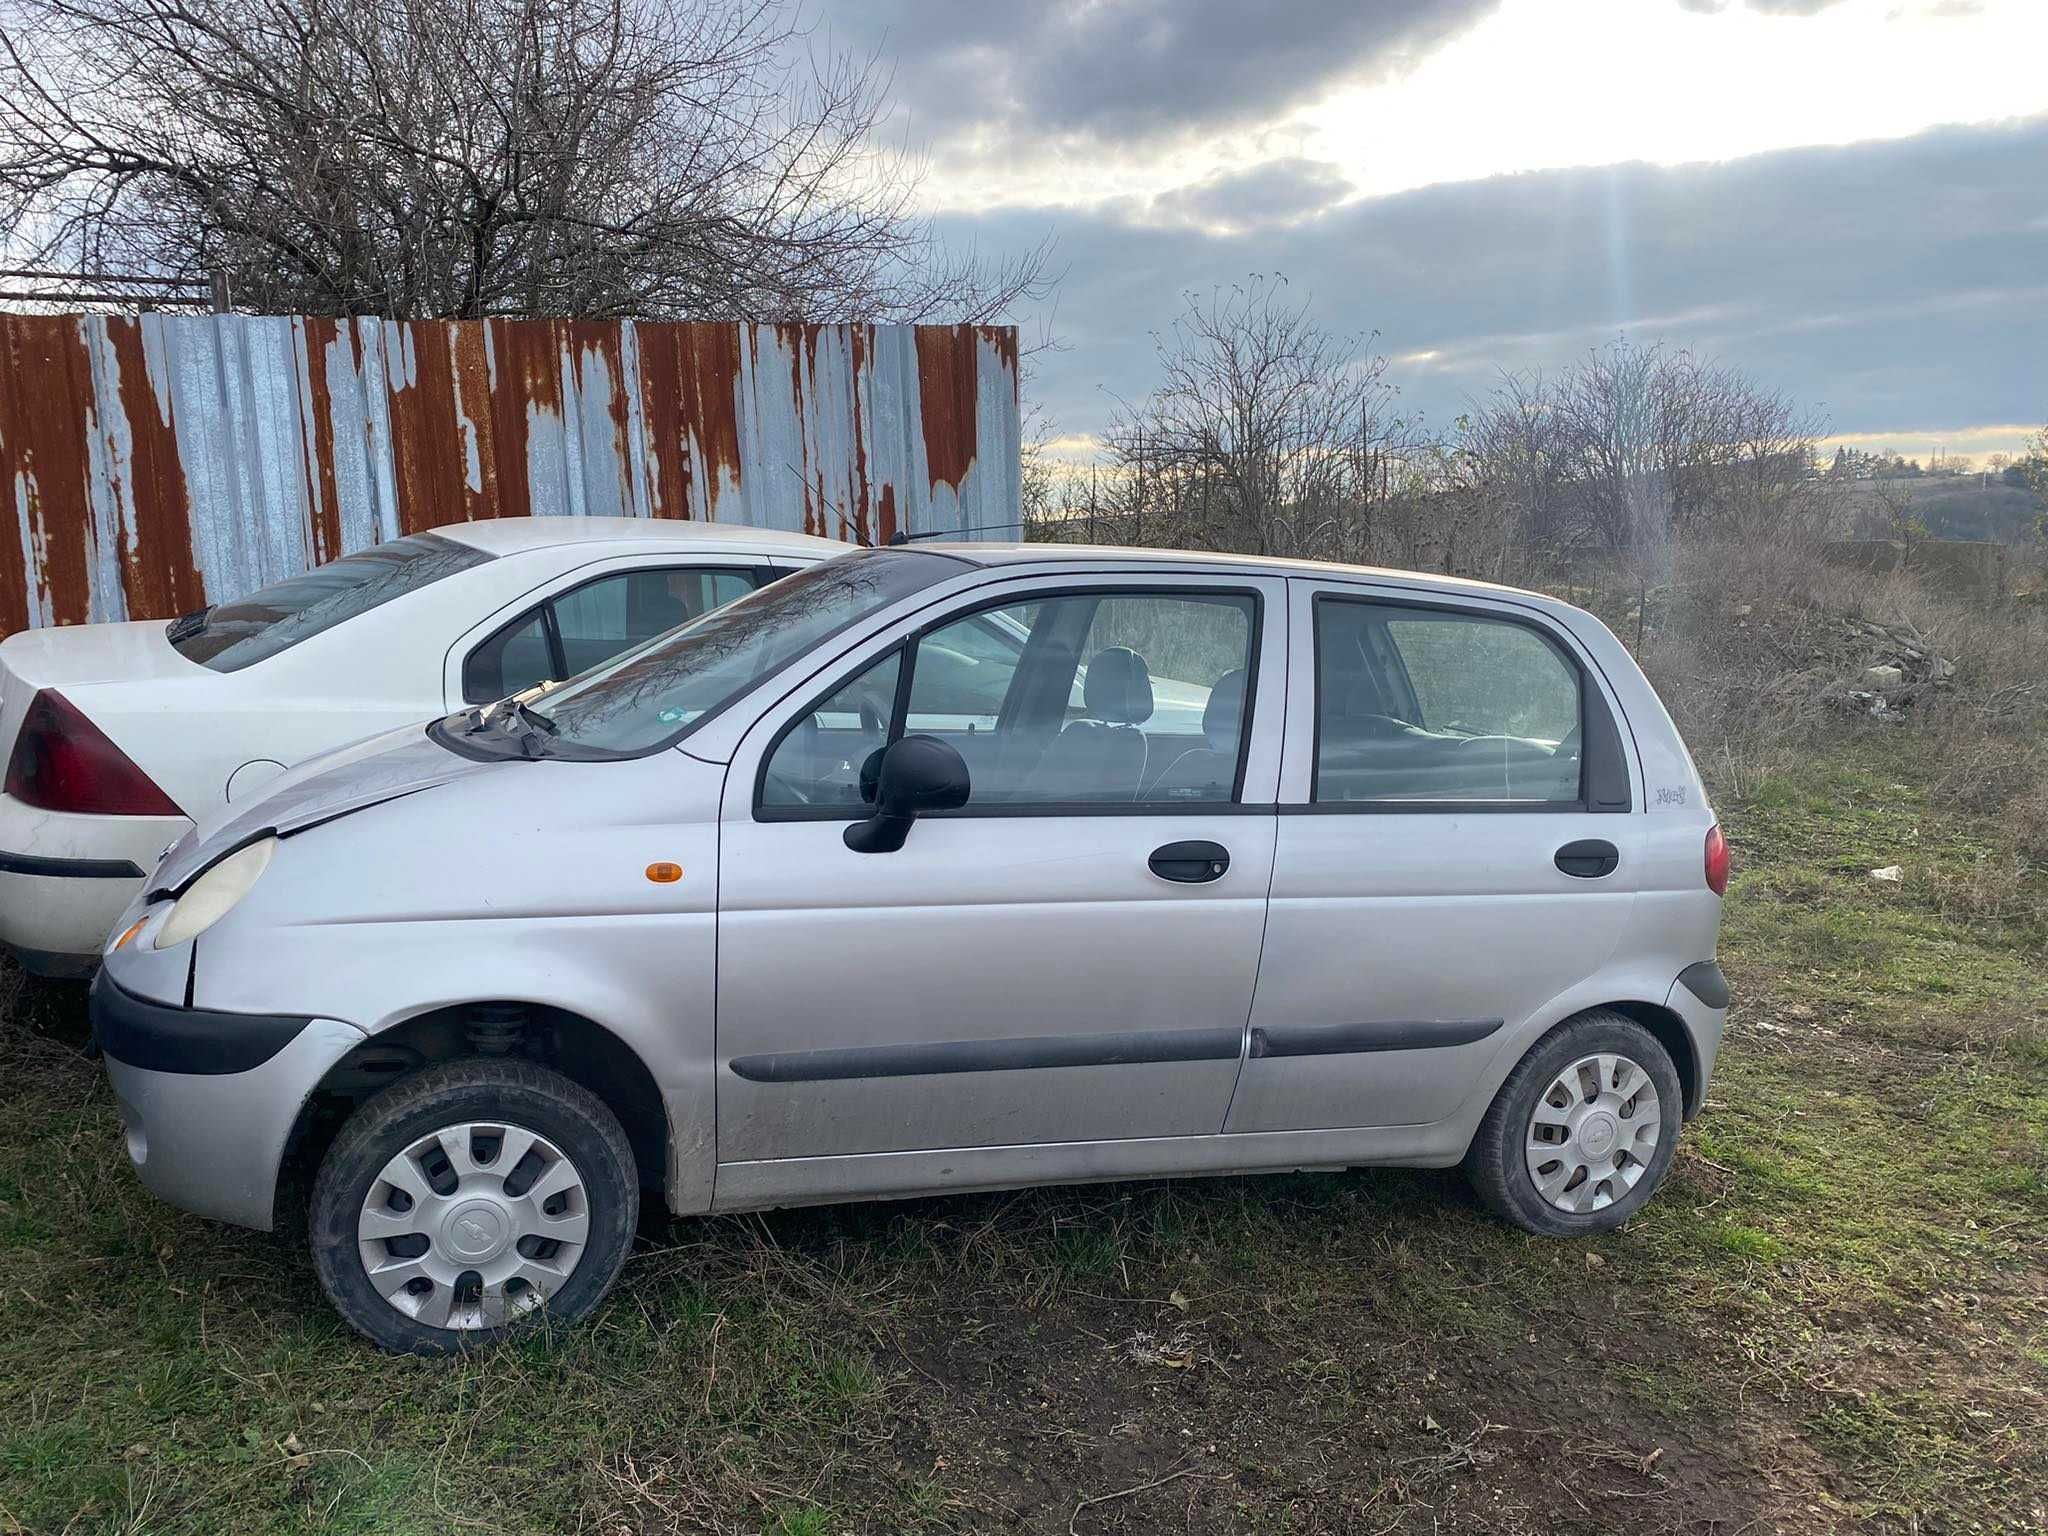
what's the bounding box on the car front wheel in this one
[309,1058,638,1354]
[1463,1009,1683,1235]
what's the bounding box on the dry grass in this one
[4,741,2047,1535]
[1596,536,2048,871]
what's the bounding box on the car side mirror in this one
[844,735,970,853]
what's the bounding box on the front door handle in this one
[1149,840,1230,883]
[1555,839,1620,879]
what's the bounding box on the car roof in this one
[935,542,1549,603]
[430,516,851,559]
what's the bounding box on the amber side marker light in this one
[112,916,148,951]
[645,862,683,884]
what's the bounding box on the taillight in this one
[4,689,182,816]
[1704,824,1729,896]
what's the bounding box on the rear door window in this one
[463,564,765,704]
[170,533,493,672]
[553,568,757,675]
[1315,598,1582,804]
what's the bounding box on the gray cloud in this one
[819,0,1500,145]
[1148,158,1353,231]
[1677,0,1848,13]
[948,118,2048,445]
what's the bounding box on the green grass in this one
[1,739,2044,1533]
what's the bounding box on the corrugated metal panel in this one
[0,314,1020,633]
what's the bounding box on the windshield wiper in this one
[447,697,558,759]
[164,605,213,644]
[511,699,558,736]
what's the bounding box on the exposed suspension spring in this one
[465,1003,526,1056]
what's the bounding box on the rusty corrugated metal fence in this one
[0,314,1020,631]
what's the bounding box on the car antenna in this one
[885,522,1024,546]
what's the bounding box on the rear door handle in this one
[1555,839,1620,879]
[1150,840,1230,883]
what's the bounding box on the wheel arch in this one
[1462,994,1707,1165]
[276,1000,671,1232]
[1603,1000,1704,1120]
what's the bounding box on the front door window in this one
[758,590,1257,811]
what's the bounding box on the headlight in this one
[154,836,276,949]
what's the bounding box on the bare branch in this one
[0,0,1054,321]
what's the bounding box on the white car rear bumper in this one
[0,793,188,973]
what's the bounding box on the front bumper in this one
[0,794,187,972]
[92,971,364,1230]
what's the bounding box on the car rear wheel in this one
[1463,1009,1682,1236]
[309,1058,638,1354]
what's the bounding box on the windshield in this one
[170,533,494,672]
[514,548,963,756]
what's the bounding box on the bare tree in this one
[1400,374,1570,581]
[1683,361,1837,547]
[2023,424,2048,495]
[0,0,1051,321]
[1098,276,1410,561]
[1448,338,1837,581]
[1862,474,1927,542]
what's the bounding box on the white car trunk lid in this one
[0,619,203,761]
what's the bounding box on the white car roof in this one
[431,516,850,560]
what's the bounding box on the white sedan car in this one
[0,517,842,974]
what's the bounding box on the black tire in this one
[1463,1009,1683,1236]
[309,1058,638,1355]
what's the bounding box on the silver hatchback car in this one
[92,545,1729,1353]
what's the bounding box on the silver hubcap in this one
[357,1121,590,1330]
[1524,1053,1663,1214]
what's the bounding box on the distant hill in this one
[1842,476,2043,544]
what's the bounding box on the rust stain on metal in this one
[482,319,556,523]
[299,316,345,563]
[683,323,745,514]
[3,318,96,624]
[102,317,203,619]
[0,329,27,623]
[390,320,465,534]
[915,325,978,493]
[448,321,497,519]
[0,314,1015,638]
[637,323,744,520]
[848,324,872,546]
[981,325,1020,401]
[634,325,685,518]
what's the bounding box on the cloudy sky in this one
[817,0,2048,461]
